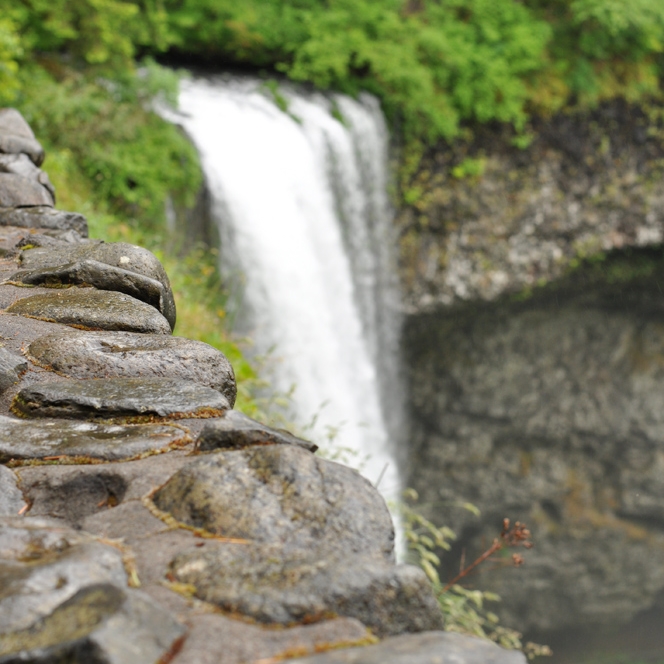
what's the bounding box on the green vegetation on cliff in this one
[2,0,663,145]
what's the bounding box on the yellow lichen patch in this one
[141,490,250,544]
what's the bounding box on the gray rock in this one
[0,583,186,664]
[154,446,439,635]
[153,445,394,559]
[15,231,90,248]
[10,260,174,326]
[12,377,230,420]
[170,614,371,664]
[0,415,190,462]
[196,409,315,452]
[18,242,176,329]
[0,467,26,516]
[282,631,527,664]
[6,289,171,335]
[0,109,37,140]
[0,207,88,235]
[0,109,44,166]
[28,330,236,406]
[0,154,55,199]
[0,346,27,392]
[0,517,127,634]
[170,544,442,636]
[0,174,54,207]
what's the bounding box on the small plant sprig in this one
[442,518,533,593]
[398,490,551,660]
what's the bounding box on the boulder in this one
[195,409,315,451]
[27,330,236,406]
[153,444,395,559]
[12,377,230,420]
[6,289,171,335]
[169,544,443,636]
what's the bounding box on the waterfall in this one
[173,76,403,507]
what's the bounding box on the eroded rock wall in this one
[405,259,664,634]
[398,101,664,311]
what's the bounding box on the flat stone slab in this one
[0,174,54,207]
[0,583,185,664]
[196,409,316,452]
[0,415,190,462]
[153,444,395,558]
[6,289,171,335]
[0,346,27,392]
[12,377,230,420]
[283,631,527,664]
[27,330,236,406]
[17,242,175,328]
[0,517,127,634]
[170,544,443,637]
[0,207,88,235]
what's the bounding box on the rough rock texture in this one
[405,260,664,633]
[196,409,316,451]
[0,583,186,664]
[28,331,236,406]
[15,242,176,328]
[285,631,527,663]
[0,415,190,461]
[13,378,230,420]
[6,289,172,334]
[0,346,26,391]
[153,445,442,636]
[0,466,25,516]
[153,445,395,558]
[398,101,664,311]
[0,518,128,632]
[170,544,443,636]
[0,207,88,235]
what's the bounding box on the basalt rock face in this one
[398,101,664,312]
[0,109,522,663]
[405,257,664,634]
[399,102,664,642]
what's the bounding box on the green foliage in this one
[158,0,664,145]
[0,17,21,105]
[14,62,200,225]
[399,489,551,660]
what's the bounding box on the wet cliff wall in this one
[401,102,664,643]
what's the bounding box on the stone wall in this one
[0,109,528,664]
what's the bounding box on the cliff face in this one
[400,102,664,637]
[397,101,664,311]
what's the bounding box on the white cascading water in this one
[173,76,403,509]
